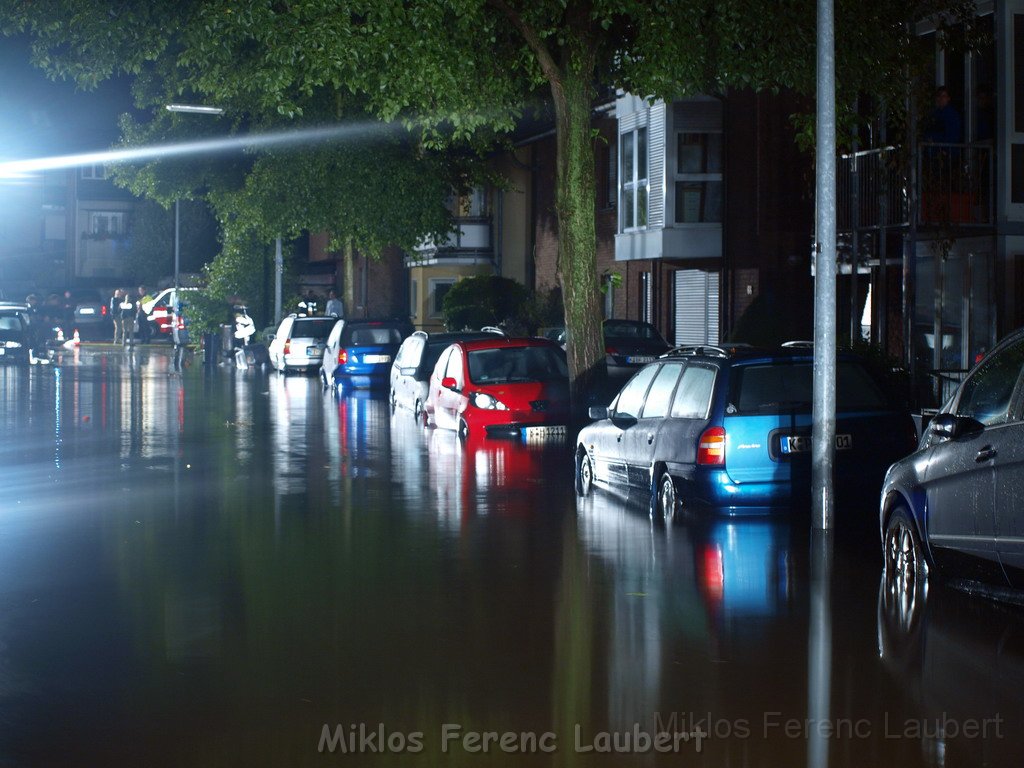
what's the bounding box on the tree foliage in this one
[441,274,528,331]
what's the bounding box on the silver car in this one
[267,315,337,373]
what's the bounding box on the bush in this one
[441,275,529,331]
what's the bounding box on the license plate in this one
[780,434,853,454]
[626,355,655,364]
[0,348,5,356]
[522,425,567,441]
[363,354,391,364]
[78,307,95,315]
[306,346,323,357]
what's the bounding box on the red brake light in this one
[338,348,348,365]
[605,346,617,355]
[283,339,291,355]
[100,305,107,316]
[697,427,726,466]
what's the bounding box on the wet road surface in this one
[0,348,1021,766]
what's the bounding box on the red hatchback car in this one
[425,337,570,439]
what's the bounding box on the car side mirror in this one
[588,406,608,420]
[441,376,459,391]
[930,412,983,440]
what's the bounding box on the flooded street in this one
[0,348,1021,766]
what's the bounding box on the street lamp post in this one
[164,104,224,346]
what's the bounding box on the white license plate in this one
[780,434,852,454]
[627,355,655,364]
[522,425,567,441]
[78,307,95,315]
[0,348,5,356]
[363,354,391,364]
[306,346,323,357]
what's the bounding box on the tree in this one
[2,0,974,396]
[440,274,528,330]
[123,198,219,286]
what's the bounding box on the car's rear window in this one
[728,360,888,415]
[604,321,662,340]
[343,325,404,346]
[291,318,336,340]
[467,345,568,384]
[0,314,24,332]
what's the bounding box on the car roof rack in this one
[480,325,506,335]
[411,330,429,339]
[662,344,732,358]
[781,340,814,348]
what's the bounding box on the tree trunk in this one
[550,52,605,406]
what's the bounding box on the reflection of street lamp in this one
[165,104,224,345]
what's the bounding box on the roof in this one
[457,336,561,352]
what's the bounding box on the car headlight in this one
[4,341,22,349]
[470,392,508,410]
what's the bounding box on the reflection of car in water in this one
[691,519,797,619]
[877,577,1024,766]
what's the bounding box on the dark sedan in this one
[881,327,1024,603]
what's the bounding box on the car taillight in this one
[338,348,348,365]
[283,339,291,355]
[100,305,107,316]
[605,346,618,355]
[697,427,726,465]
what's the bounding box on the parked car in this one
[880,327,1024,603]
[548,319,671,373]
[267,315,337,374]
[68,289,112,341]
[389,329,505,419]
[576,344,917,521]
[320,319,413,390]
[0,305,33,364]
[425,337,570,439]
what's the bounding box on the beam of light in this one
[0,121,393,179]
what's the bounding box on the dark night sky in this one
[0,35,135,161]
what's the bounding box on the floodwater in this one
[0,348,1020,767]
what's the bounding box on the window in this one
[957,339,1024,426]
[674,132,723,224]
[81,164,106,180]
[620,127,649,230]
[430,279,456,318]
[453,187,487,218]
[613,365,659,420]
[671,366,716,419]
[602,276,614,319]
[444,348,464,387]
[727,362,887,416]
[89,211,124,236]
[641,363,684,419]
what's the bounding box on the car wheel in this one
[458,418,469,440]
[576,449,594,496]
[884,507,928,606]
[389,388,397,412]
[414,399,423,421]
[320,369,329,390]
[656,471,677,524]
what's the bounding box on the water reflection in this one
[0,350,1023,766]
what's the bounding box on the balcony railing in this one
[837,143,994,233]
[413,218,492,258]
[917,143,993,227]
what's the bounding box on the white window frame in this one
[89,211,125,236]
[81,164,106,180]
[429,278,456,318]
[620,127,649,232]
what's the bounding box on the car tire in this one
[389,388,397,412]
[320,369,329,390]
[458,418,469,441]
[576,449,594,497]
[655,470,677,525]
[414,399,423,421]
[884,506,928,596]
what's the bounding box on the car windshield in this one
[345,326,404,346]
[728,361,888,415]
[467,346,568,384]
[291,318,336,340]
[0,314,24,332]
[604,321,663,341]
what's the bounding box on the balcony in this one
[410,218,493,265]
[837,143,993,234]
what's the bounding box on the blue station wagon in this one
[575,344,917,521]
